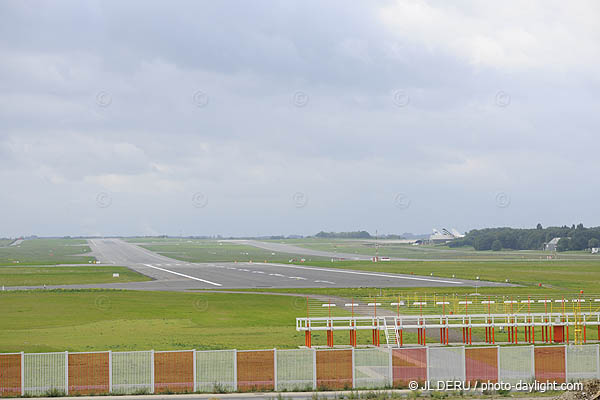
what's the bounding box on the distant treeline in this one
[448,224,600,251]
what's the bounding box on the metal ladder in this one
[383,317,399,347]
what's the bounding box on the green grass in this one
[0,239,13,247]
[0,238,95,265]
[0,290,317,353]
[284,259,600,293]
[271,238,597,260]
[0,266,150,286]
[138,240,328,263]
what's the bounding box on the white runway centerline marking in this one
[143,264,222,286]
[315,280,336,284]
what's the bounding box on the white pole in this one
[233,349,238,392]
[64,351,69,395]
[564,344,568,381]
[312,348,317,390]
[192,350,197,392]
[108,350,112,393]
[273,349,278,391]
[150,350,155,394]
[20,352,24,396]
[426,346,430,384]
[596,344,600,379]
[531,345,535,380]
[496,345,501,383]
[388,347,393,387]
[351,348,356,389]
[461,346,466,382]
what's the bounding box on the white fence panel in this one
[23,352,65,395]
[354,348,390,389]
[276,349,314,391]
[567,345,598,381]
[499,346,534,384]
[428,347,465,382]
[111,351,153,394]
[195,350,236,392]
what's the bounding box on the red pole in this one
[400,329,403,347]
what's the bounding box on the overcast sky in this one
[1,1,599,237]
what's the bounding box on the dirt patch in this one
[555,380,600,400]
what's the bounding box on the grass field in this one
[283,259,600,293]
[0,290,329,353]
[0,239,13,247]
[3,238,600,353]
[0,266,150,286]
[0,238,95,265]
[271,238,598,260]
[137,240,328,263]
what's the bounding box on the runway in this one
[37,239,510,291]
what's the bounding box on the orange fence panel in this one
[0,354,21,397]
[154,351,194,393]
[534,346,565,383]
[466,347,498,383]
[68,352,109,395]
[392,348,426,387]
[316,350,352,390]
[236,350,274,392]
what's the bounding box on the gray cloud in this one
[1,0,599,237]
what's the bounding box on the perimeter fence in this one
[0,345,598,396]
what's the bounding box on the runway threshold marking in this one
[142,264,222,286]
[253,263,463,285]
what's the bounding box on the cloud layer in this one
[1,0,599,236]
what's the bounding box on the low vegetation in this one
[0,266,150,286]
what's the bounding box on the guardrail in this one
[297,312,600,347]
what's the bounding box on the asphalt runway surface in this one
[81,239,509,290]
[4,239,511,291]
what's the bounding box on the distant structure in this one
[429,228,464,243]
[544,237,561,251]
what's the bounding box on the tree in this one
[536,223,543,230]
[557,237,570,252]
[588,238,600,249]
[491,240,502,251]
